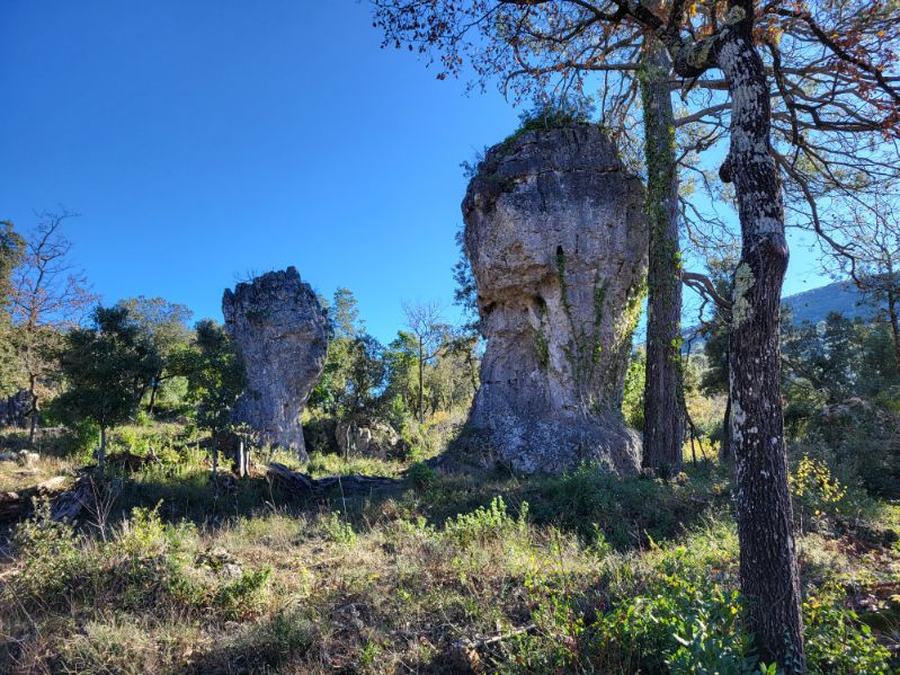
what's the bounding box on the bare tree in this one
[825,193,900,365]
[9,210,96,445]
[373,1,899,666]
[402,300,449,424]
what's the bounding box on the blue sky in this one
[0,1,828,343]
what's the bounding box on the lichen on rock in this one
[460,124,648,475]
[222,267,329,461]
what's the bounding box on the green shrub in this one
[589,547,755,673]
[527,465,722,548]
[406,461,437,490]
[789,454,860,533]
[804,584,892,674]
[303,415,338,455]
[4,503,275,627]
[208,607,316,672]
[214,567,272,620]
[320,511,357,544]
[10,501,83,605]
[443,496,529,547]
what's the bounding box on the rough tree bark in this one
[147,370,163,415]
[887,287,900,367]
[640,39,684,474]
[97,426,107,469]
[719,389,733,462]
[27,374,38,446]
[717,5,805,669]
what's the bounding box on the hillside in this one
[783,279,882,325]
[681,280,884,350]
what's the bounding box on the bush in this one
[589,543,755,674]
[804,584,893,675]
[10,501,83,605]
[319,511,357,545]
[525,465,724,548]
[789,455,854,533]
[406,461,437,490]
[495,525,754,674]
[303,415,338,455]
[443,496,529,547]
[214,567,272,620]
[4,503,272,624]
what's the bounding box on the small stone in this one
[15,451,39,467]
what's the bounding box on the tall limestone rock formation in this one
[462,125,648,474]
[223,267,328,461]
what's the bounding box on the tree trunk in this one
[886,289,900,367]
[27,375,38,447]
[98,426,107,469]
[417,336,425,424]
[719,392,733,462]
[718,11,805,670]
[236,437,247,479]
[640,39,684,474]
[147,371,162,415]
[211,429,219,476]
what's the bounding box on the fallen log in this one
[0,475,70,523]
[50,474,92,522]
[266,462,401,497]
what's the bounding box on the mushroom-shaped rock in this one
[461,125,648,475]
[223,267,328,461]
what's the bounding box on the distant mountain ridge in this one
[679,280,884,351]
[781,279,881,325]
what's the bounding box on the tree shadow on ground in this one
[72,441,732,553]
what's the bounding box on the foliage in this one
[116,296,193,415]
[0,220,25,304]
[0,221,25,396]
[175,319,245,437]
[782,313,900,497]
[406,460,438,490]
[319,511,358,545]
[6,502,272,623]
[7,211,96,439]
[451,229,480,334]
[524,464,728,549]
[500,96,596,150]
[789,455,851,532]
[587,547,755,674]
[443,495,529,547]
[310,331,386,420]
[10,500,82,601]
[53,306,160,457]
[330,286,365,339]
[803,583,892,675]
[1,443,896,674]
[621,348,646,430]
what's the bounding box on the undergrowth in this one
[0,431,896,674]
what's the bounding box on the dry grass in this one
[0,425,896,674]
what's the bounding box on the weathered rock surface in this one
[223,267,329,461]
[335,419,409,459]
[0,390,31,428]
[461,124,647,474]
